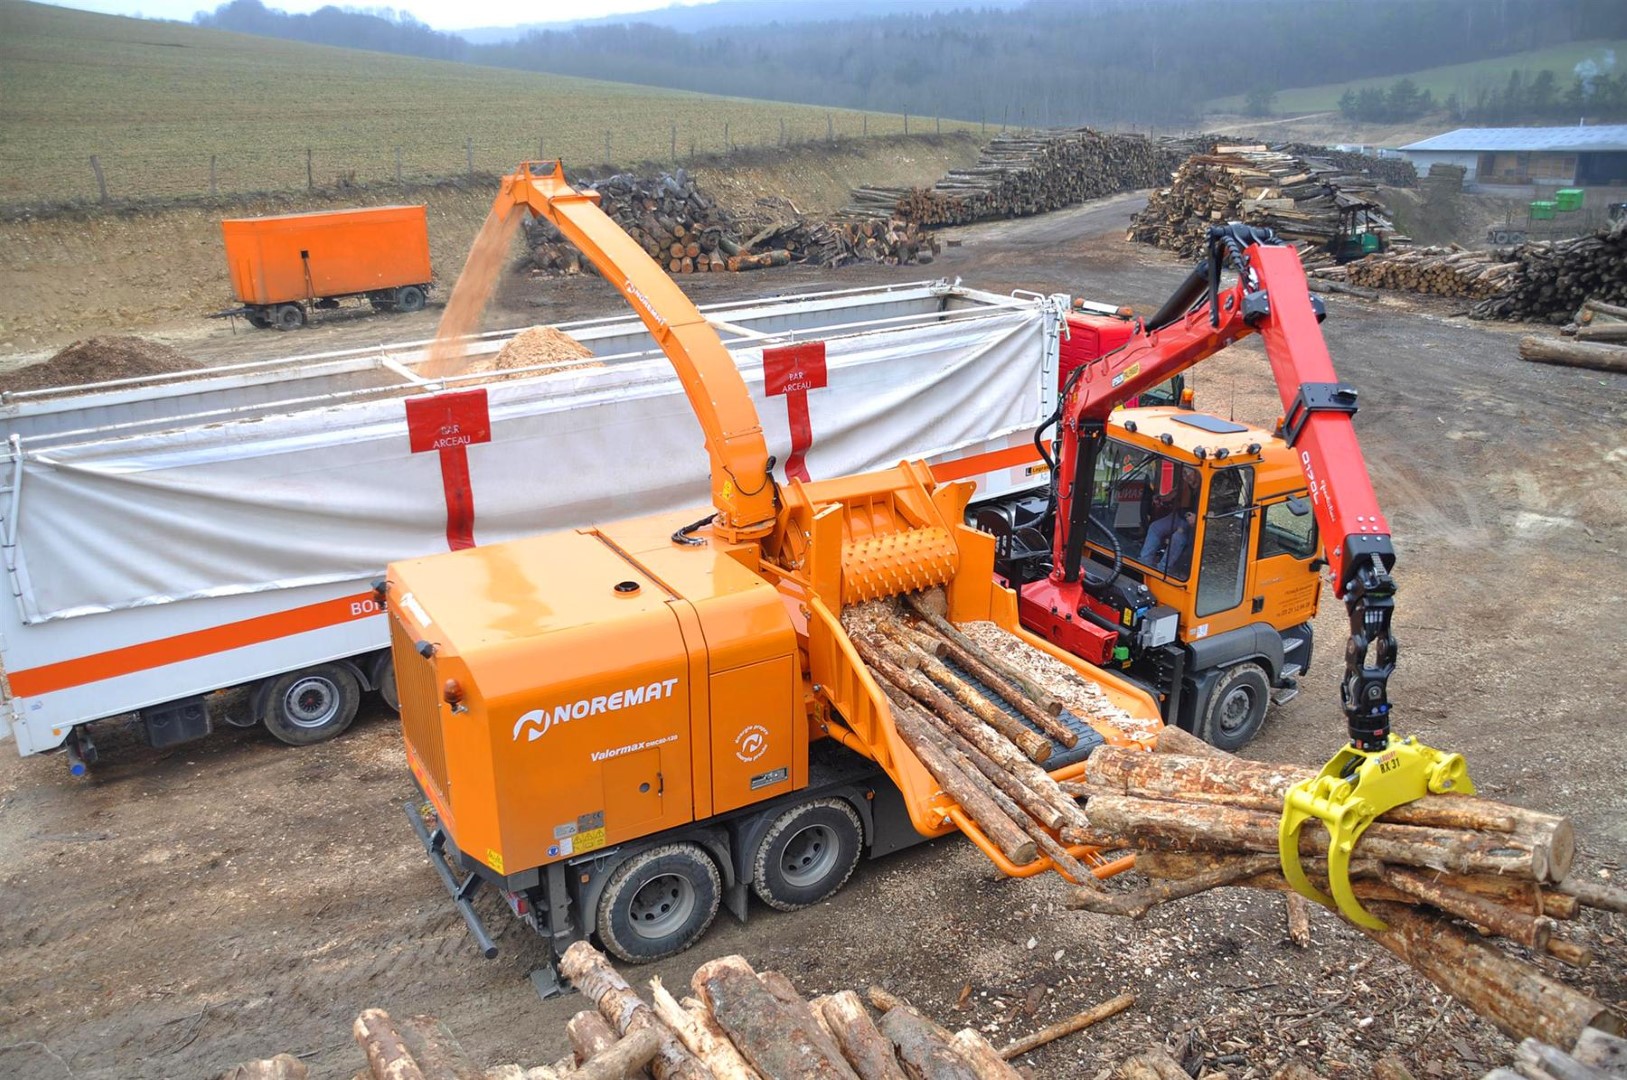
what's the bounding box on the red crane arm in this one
[1050,225,1398,751]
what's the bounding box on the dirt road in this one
[0,196,1623,1079]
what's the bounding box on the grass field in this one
[1208,40,1627,115]
[0,0,976,206]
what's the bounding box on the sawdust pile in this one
[463,326,600,381]
[2,336,200,394]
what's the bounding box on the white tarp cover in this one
[12,309,1046,623]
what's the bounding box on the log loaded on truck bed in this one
[0,282,1102,771]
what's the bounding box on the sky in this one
[37,0,714,31]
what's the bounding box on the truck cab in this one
[975,408,1321,750]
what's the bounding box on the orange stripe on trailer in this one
[930,442,1047,484]
[7,592,381,698]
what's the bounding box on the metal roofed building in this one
[1397,125,1627,186]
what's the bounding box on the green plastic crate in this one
[1530,200,1557,220]
[1555,188,1584,212]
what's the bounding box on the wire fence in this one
[5,112,995,210]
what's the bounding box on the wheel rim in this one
[627,872,695,939]
[780,823,839,888]
[1217,683,1258,736]
[283,676,340,729]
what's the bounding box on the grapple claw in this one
[1278,734,1474,930]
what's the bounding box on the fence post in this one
[306,148,313,191]
[604,130,611,163]
[209,154,218,197]
[779,118,786,146]
[724,121,729,152]
[90,155,108,204]
[670,121,677,163]
[465,137,474,176]
[395,146,403,183]
[827,113,834,142]
[904,114,909,135]
[863,114,867,136]
[936,116,941,134]
[538,136,545,161]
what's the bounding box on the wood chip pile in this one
[1312,245,1518,300]
[1062,725,1627,1051]
[845,129,1184,227]
[1470,218,1627,322]
[526,170,935,275]
[460,326,601,381]
[1127,144,1393,265]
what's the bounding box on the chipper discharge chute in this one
[383,162,1161,987]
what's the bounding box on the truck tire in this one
[259,664,361,746]
[272,304,306,331]
[596,842,721,963]
[374,654,400,712]
[1196,662,1269,752]
[750,798,863,912]
[246,309,273,329]
[394,285,426,313]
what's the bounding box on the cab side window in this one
[1259,498,1319,560]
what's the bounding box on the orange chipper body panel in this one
[220,205,431,306]
[389,516,799,879]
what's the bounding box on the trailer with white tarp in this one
[0,281,1073,766]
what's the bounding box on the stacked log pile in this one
[1315,245,1519,299]
[526,170,935,275]
[1060,726,1627,1050]
[1279,144,1419,188]
[220,945,1152,1079]
[1470,219,1627,322]
[1127,144,1393,265]
[1518,297,1627,374]
[845,129,1183,227]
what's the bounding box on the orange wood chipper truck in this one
[385,163,1464,993]
[220,205,432,330]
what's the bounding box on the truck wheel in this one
[1196,662,1269,752]
[246,310,273,329]
[374,655,400,712]
[259,664,360,746]
[272,304,306,331]
[394,285,426,313]
[596,843,721,963]
[751,798,863,912]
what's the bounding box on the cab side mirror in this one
[1286,495,1311,517]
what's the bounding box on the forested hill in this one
[197,0,1627,126]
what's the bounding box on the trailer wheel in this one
[394,285,426,313]
[246,310,273,329]
[751,798,864,912]
[272,304,306,331]
[596,843,721,963]
[1196,662,1269,752]
[259,664,360,746]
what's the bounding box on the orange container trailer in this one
[220,205,433,330]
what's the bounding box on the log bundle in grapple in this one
[526,169,936,273]
[847,129,1185,227]
[1062,727,1627,1051]
[1128,144,1391,264]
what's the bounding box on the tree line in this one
[194,0,1627,127]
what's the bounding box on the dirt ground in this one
[0,134,982,356]
[0,193,1624,1080]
